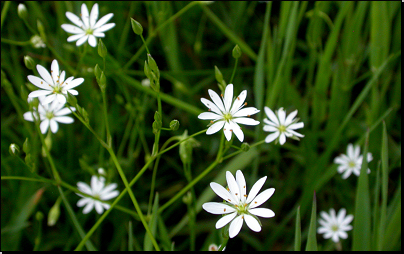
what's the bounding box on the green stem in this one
[1,1,11,29]
[75,44,88,74]
[229,58,238,84]
[140,34,150,55]
[218,237,229,251]
[101,91,112,147]
[1,38,31,46]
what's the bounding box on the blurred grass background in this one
[1,1,401,251]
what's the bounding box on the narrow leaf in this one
[294,206,301,251]
[305,192,317,251]
[378,122,388,250]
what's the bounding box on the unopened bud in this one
[170,120,180,131]
[241,142,250,152]
[18,4,28,20]
[98,39,107,58]
[9,143,20,156]
[47,198,61,226]
[24,56,35,70]
[130,18,143,35]
[99,71,106,92]
[232,44,242,59]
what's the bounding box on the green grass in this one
[1,1,401,251]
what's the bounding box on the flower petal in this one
[233,117,260,126]
[265,132,279,143]
[246,176,267,204]
[67,33,85,42]
[249,208,275,218]
[77,182,92,194]
[81,3,90,28]
[202,202,235,215]
[66,12,83,27]
[226,171,241,202]
[37,64,54,87]
[229,215,244,238]
[284,110,298,126]
[201,98,222,116]
[223,84,233,112]
[229,121,244,142]
[236,170,247,203]
[61,24,84,34]
[101,190,119,200]
[94,201,104,214]
[94,13,114,29]
[277,108,286,125]
[54,116,74,124]
[49,119,59,133]
[198,112,222,120]
[249,188,275,209]
[76,35,89,46]
[82,201,94,214]
[23,112,35,122]
[206,120,225,135]
[89,3,99,28]
[40,119,50,134]
[233,107,260,117]
[88,35,97,47]
[223,122,232,141]
[208,89,225,113]
[288,122,304,130]
[28,75,52,90]
[28,90,53,98]
[51,60,60,84]
[279,132,286,145]
[230,90,247,114]
[216,212,237,229]
[77,198,90,207]
[94,23,115,33]
[264,107,279,126]
[64,77,84,90]
[263,125,278,132]
[210,182,237,205]
[244,214,261,232]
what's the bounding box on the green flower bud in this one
[9,143,20,156]
[182,191,192,205]
[30,35,46,48]
[98,39,107,58]
[18,4,28,20]
[147,54,160,79]
[23,137,31,154]
[241,142,250,152]
[144,60,151,79]
[170,119,180,131]
[36,211,44,221]
[47,198,61,226]
[214,65,224,84]
[42,132,52,157]
[37,20,46,42]
[130,18,143,35]
[154,111,161,122]
[94,64,102,81]
[24,56,35,70]
[152,121,160,134]
[179,130,200,165]
[232,44,242,59]
[99,71,107,93]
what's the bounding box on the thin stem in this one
[229,58,238,84]
[1,38,31,46]
[101,91,112,147]
[140,34,150,55]
[1,1,11,29]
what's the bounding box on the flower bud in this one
[182,191,192,205]
[144,60,151,79]
[232,44,242,59]
[130,18,143,35]
[147,54,160,79]
[36,211,44,221]
[30,35,46,48]
[241,142,250,152]
[94,64,102,80]
[18,4,28,20]
[9,143,20,156]
[170,119,180,131]
[99,71,107,93]
[24,56,35,70]
[98,39,107,58]
[47,198,61,226]
[23,137,31,154]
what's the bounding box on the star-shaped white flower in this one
[27,59,84,105]
[202,170,275,238]
[263,106,304,145]
[318,208,353,243]
[76,175,119,214]
[23,96,76,134]
[334,143,373,179]
[198,84,260,142]
[61,3,115,47]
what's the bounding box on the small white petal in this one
[249,208,275,218]
[88,35,97,47]
[37,64,54,87]
[229,121,244,142]
[233,107,260,118]
[94,201,104,214]
[230,90,247,114]
[208,89,225,113]
[94,13,114,29]
[337,208,346,223]
[202,202,235,215]
[201,98,222,116]
[246,176,267,204]
[67,33,85,42]
[206,121,225,135]
[66,89,78,96]
[249,188,275,209]
[338,230,348,239]
[223,84,233,112]
[81,3,90,28]
[51,60,59,84]
[226,171,241,202]
[54,107,74,116]
[210,182,236,205]
[331,234,340,243]
[54,116,74,124]
[101,190,119,200]
[28,90,53,98]
[82,201,94,214]
[284,110,298,126]
[77,198,90,207]
[279,133,286,145]
[76,35,89,46]
[40,119,50,134]
[277,108,286,125]
[244,214,261,232]
[94,23,115,33]
[63,77,84,90]
[229,215,244,238]
[49,119,59,133]
[233,117,260,126]
[223,122,232,141]
[55,94,67,105]
[28,75,52,90]
[265,132,279,143]
[236,170,247,203]
[263,125,278,132]
[89,3,99,28]
[342,214,354,225]
[65,12,84,27]
[77,182,92,194]
[288,122,304,130]
[347,144,355,158]
[216,212,237,229]
[264,107,279,126]
[198,112,222,120]
[23,112,34,122]
[61,24,84,34]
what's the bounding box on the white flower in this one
[263,106,304,145]
[76,175,119,214]
[198,84,260,142]
[317,208,353,243]
[23,96,76,134]
[27,59,84,105]
[30,35,46,48]
[202,170,275,238]
[334,143,373,179]
[208,243,225,251]
[61,3,115,47]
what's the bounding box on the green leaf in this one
[128,221,134,251]
[352,131,371,250]
[305,192,317,251]
[378,122,388,250]
[294,206,301,251]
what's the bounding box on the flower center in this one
[235,202,248,215]
[331,224,339,232]
[223,113,233,122]
[46,111,54,119]
[85,28,94,35]
[278,125,287,133]
[348,161,356,168]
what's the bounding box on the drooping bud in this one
[9,143,20,156]
[170,119,180,131]
[17,4,28,20]
[24,56,35,70]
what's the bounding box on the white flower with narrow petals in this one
[61,3,115,47]
[263,106,304,145]
[76,175,119,214]
[23,96,76,134]
[318,208,353,243]
[198,84,260,142]
[27,59,84,105]
[334,143,372,179]
[202,170,275,238]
